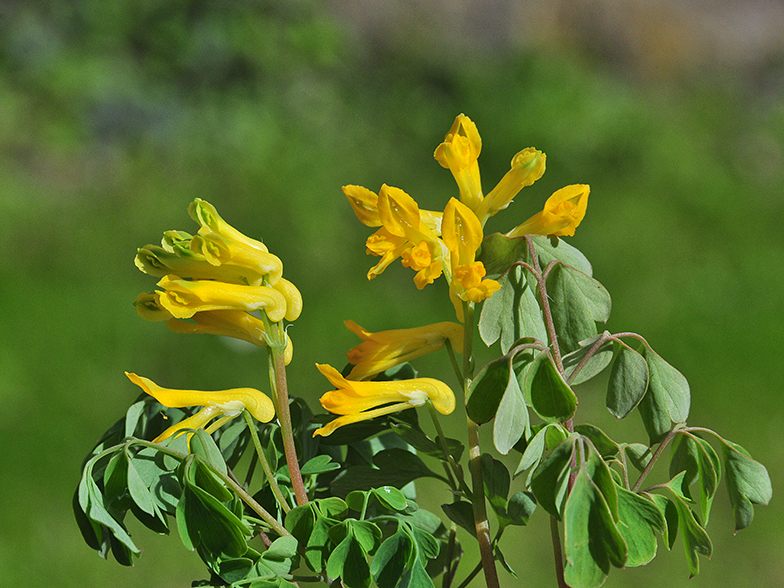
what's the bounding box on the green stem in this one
[631,428,681,492]
[427,402,471,496]
[550,517,568,588]
[268,344,309,506]
[461,302,500,588]
[242,410,292,514]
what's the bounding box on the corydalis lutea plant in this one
[74,116,771,588]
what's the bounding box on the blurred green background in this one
[1,1,782,586]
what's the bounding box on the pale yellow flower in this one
[475,148,546,222]
[313,364,455,437]
[126,372,275,443]
[344,320,463,381]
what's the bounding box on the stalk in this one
[242,410,292,513]
[461,302,500,588]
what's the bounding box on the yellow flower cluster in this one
[130,200,298,442]
[345,114,589,320]
[134,199,301,362]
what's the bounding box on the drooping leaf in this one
[574,424,620,458]
[506,491,537,526]
[669,434,720,524]
[493,361,530,454]
[562,334,613,386]
[546,263,611,354]
[616,486,666,567]
[478,264,547,352]
[525,351,577,423]
[466,354,512,424]
[563,469,627,588]
[606,341,649,419]
[638,345,691,443]
[530,436,576,519]
[441,501,476,537]
[661,474,713,577]
[371,531,413,588]
[482,454,511,515]
[721,440,772,532]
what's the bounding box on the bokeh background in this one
[1,1,782,586]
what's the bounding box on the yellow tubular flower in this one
[134,291,174,322]
[272,278,303,322]
[312,364,455,437]
[154,275,287,321]
[475,148,546,222]
[343,185,382,227]
[434,114,483,211]
[188,198,269,253]
[441,198,501,320]
[135,244,273,286]
[506,184,590,238]
[189,233,283,286]
[344,320,463,381]
[165,310,294,364]
[125,372,275,442]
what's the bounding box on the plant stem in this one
[631,428,681,492]
[428,402,471,496]
[461,302,500,588]
[242,410,292,514]
[269,345,309,506]
[550,517,568,588]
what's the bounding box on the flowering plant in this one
[74,115,771,588]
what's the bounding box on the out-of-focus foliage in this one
[1,1,782,586]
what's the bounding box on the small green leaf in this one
[531,235,593,276]
[514,424,551,478]
[371,531,413,588]
[525,351,577,423]
[126,454,157,516]
[638,345,691,443]
[190,428,227,475]
[327,535,371,588]
[466,355,511,424]
[669,434,720,524]
[606,341,649,419]
[506,491,537,526]
[721,440,772,532]
[441,501,476,537]
[663,487,713,577]
[493,360,530,454]
[350,520,383,555]
[574,424,619,458]
[563,469,627,588]
[562,335,613,386]
[530,436,576,519]
[372,486,408,512]
[546,263,611,354]
[478,264,547,352]
[301,455,341,475]
[481,454,511,514]
[585,450,619,522]
[616,487,666,567]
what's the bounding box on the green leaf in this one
[403,559,437,588]
[466,355,511,424]
[721,440,772,532]
[647,493,679,550]
[506,491,537,526]
[301,455,341,475]
[331,449,441,495]
[546,263,611,354]
[481,454,510,515]
[514,424,551,478]
[440,501,476,537]
[126,454,157,516]
[190,428,228,475]
[624,443,653,472]
[616,487,666,567]
[638,345,691,443]
[372,486,409,512]
[327,535,371,588]
[606,341,649,419]
[585,450,619,523]
[530,436,576,519]
[531,235,593,276]
[574,424,619,458]
[371,531,413,588]
[669,434,720,523]
[477,232,532,277]
[103,452,131,512]
[493,359,530,454]
[478,264,547,352]
[562,335,614,386]
[663,485,713,577]
[563,469,627,588]
[285,504,315,544]
[525,351,577,423]
[350,520,383,555]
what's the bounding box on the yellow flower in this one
[434,114,483,211]
[153,275,287,321]
[363,185,446,288]
[312,364,455,437]
[134,291,174,322]
[125,372,275,443]
[506,184,590,238]
[441,198,501,320]
[165,310,294,364]
[135,243,277,286]
[189,234,283,286]
[343,185,382,227]
[475,148,546,222]
[271,278,303,322]
[188,198,269,254]
[344,320,464,381]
